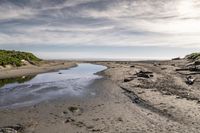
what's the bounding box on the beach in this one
[0,60,200,133]
[0,60,77,79]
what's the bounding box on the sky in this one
[0,0,200,60]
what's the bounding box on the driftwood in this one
[0,124,24,133]
[176,68,200,72]
[185,72,200,75]
[134,71,153,78]
[176,68,190,71]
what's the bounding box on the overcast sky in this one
[0,0,200,59]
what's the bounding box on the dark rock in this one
[117,117,123,122]
[68,106,79,113]
[91,129,102,132]
[124,77,133,82]
[161,67,167,70]
[86,125,94,129]
[63,111,68,115]
[65,117,75,123]
[130,65,135,68]
[149,74,154,77]
[74,121,85,127]
[135,71,153,78]
[185,76,195,85]
[171,64,176,66]
[68,106,83,115]
[153,63,157,66]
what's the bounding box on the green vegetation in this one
[0,50,41,67]
[185,53,200,61]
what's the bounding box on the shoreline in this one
[1,59,200,132]
[0,60,77,79]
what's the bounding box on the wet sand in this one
[1,60,200,133]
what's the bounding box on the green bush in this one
[0,50,41,67]
[185,53,200,61]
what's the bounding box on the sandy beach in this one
[1,59,200,133]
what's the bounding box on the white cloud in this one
[0,0,200,49]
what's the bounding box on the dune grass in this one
[185,53,200,61]
[0,50,41,67]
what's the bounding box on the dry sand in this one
[1,60,200,133]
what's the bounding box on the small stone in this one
[68,106,83,115]
[117,117,123,122]
[124,77,133,82]
[186,76,195,85]
[63,111,68,115]
[64,117,75,123]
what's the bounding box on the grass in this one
[185,53,200,61]
[0,50,41,67]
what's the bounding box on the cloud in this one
[0,0,200,50]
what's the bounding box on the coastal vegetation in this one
[185,53,200,61]
[0,50,41,67]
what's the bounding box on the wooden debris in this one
[135,71,153,78]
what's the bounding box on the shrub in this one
[185,53,200,61]
[0,50,41,67]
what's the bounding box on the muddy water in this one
[0,63,107,108]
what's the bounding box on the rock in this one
[135,71,153,78]
[86,125,94,130]
[68,106,79,112]
[186,76,195,85]
[68,106,83,115]
[161,67,167,70]
[130,65,135,68]
[171,64,176,67]
[153,63,157,66]
[65,117,75,123]
[117,117,123,122]
[73,121,85,127]
[62,111,68,115]
[124,77,133,82]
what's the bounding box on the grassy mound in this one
[0,50,41,67]
[185,53,200,61]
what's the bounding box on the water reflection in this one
[0,63,107,108]
[0,76,35,88]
